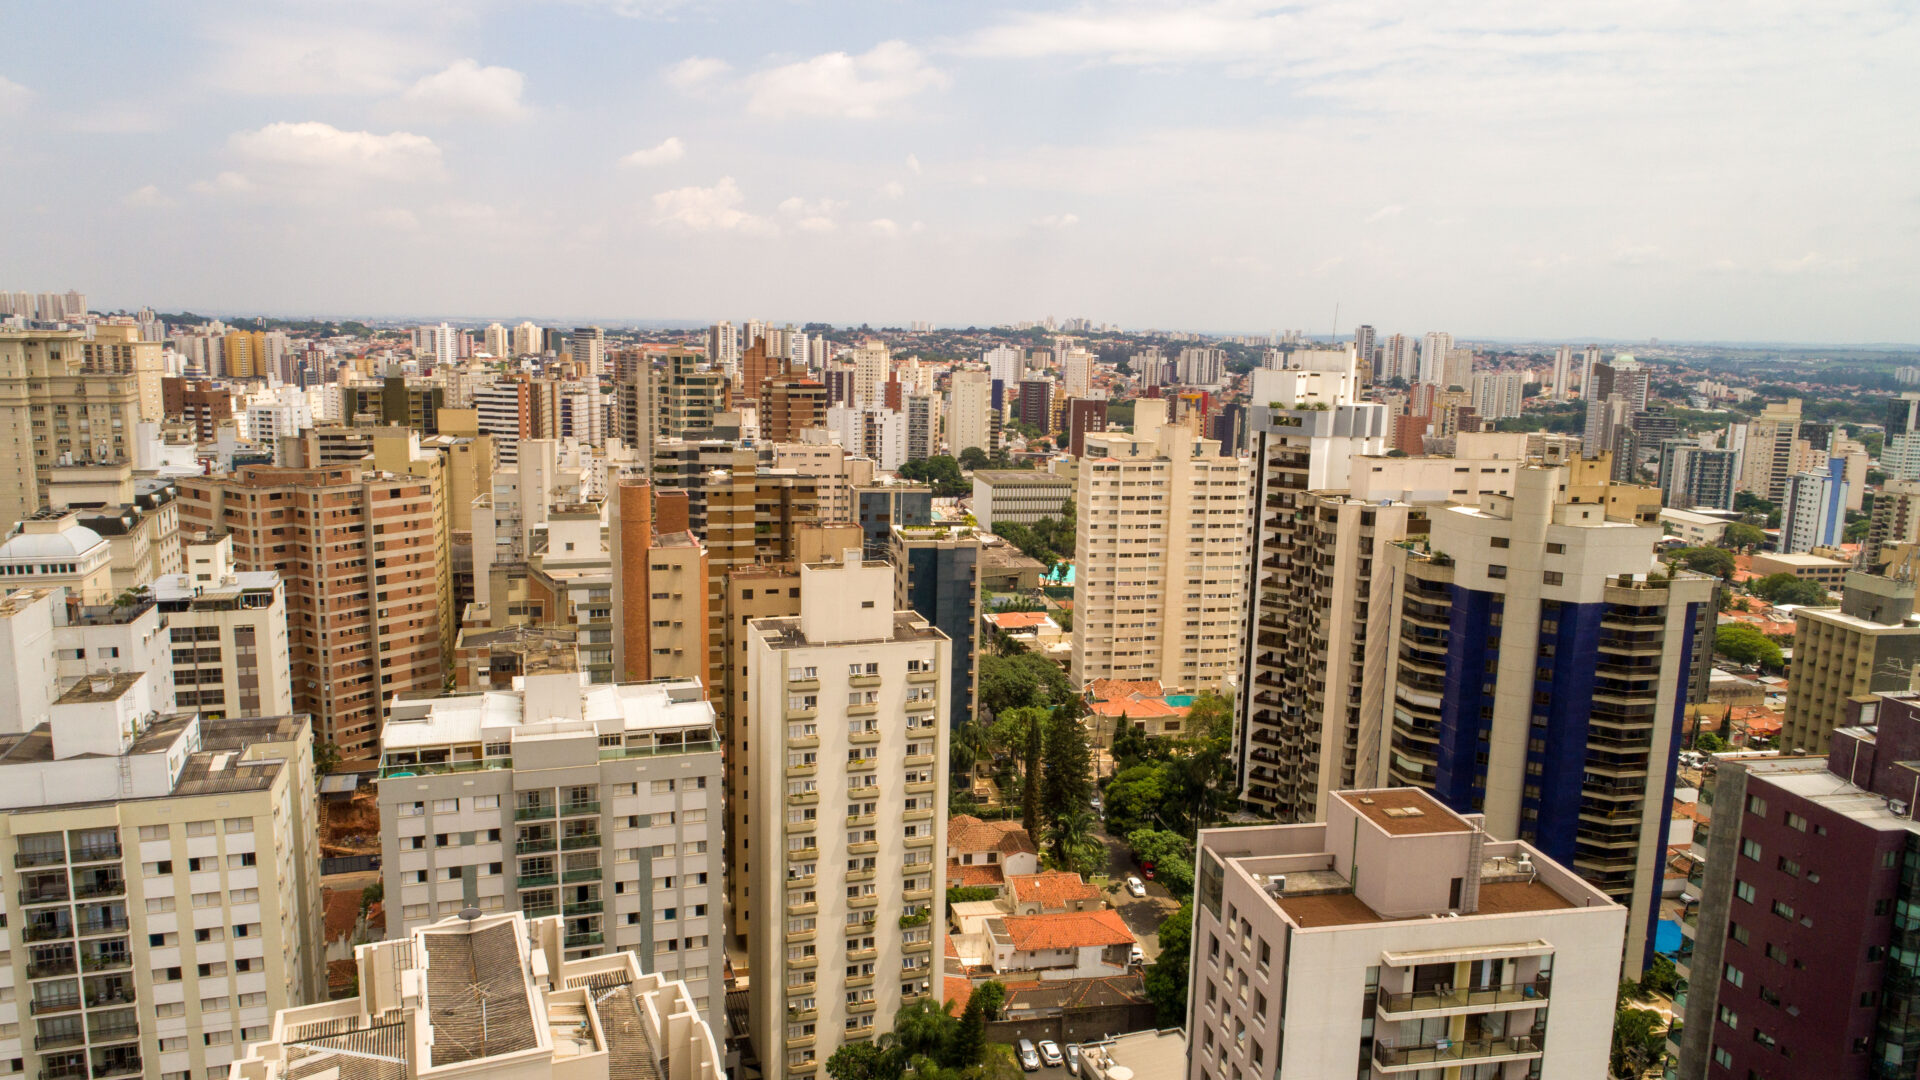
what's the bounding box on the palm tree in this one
[1047,807,1097,871]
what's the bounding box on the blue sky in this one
[2,0,1916,342]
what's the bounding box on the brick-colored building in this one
[178,465,445,761]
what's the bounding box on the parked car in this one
[1129,944,1145,966]
[1125,875,1147,897]
[1065,1045,1082,1076]
[1018,1040,1041,1072]
[1039,1041,1063,1067]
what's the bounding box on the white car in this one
[1129,944,1145,966]
[1018,1040,1041,1072]
[1038,1041,1063,1068]
[1125,875,1147,897]
[1065,1045,1082,1076]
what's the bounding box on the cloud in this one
[745,41,947,119]
[1035,213,1081,229]
[779,195,846,232]
[367,207,422,232]
[1363,204,1405,224]
[620,137,686,168]
[122,185,175,209]
[200,23,428,96]
[665,56,731,91]
[206,122,445,199]
[394,60,528,122]
[906,153,922,174]
[651,176,777,234]
[0,74,29,113]
[869,218,900,236]
[878,181,905,199]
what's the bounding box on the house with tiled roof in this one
[1084,678,1193,738]
[986,909,1135,980]
[947,814,1041,882]
[1008,870,1103,915]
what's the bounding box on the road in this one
[1097,826,1181,964]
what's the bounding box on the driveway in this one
[1097,827,1181,963]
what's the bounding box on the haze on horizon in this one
[2,0,1915,344]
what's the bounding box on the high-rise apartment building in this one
[661,348,723,439]
[608,479,710,686]
[904,393,937,461]
[851,340,890,409]
[569,325,605,376]
[1782,577,1920,755]
[230,912,723,1080]
[510,320,542,357]
[1739,399,1802,502]
[762,370,829,444]
[1073,413,1250,692]
[0,330,145,531]
[946,367,992,456]
[1379,466,1716,973]
[1061,347,1093,399]
[483,321,510,358]
[1188,788,1625,1080]
[1679,701,1920,1079]
[1659,440,1738,511]
[0,703,324,1080]
[152,534,294,717]
[1017,378,1054,433]
[970,471,1072,534]
[1551,345,1574,400]
[1418,331,1453,385]
[374,671,725,1032]
[177,465,445,761]
[1781,457,1848,554]
[983,345,1022,389]
[890,522,981,732]
[745,556,950,1079]
[1470,369,1525,420]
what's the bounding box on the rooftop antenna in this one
[1330,302,1340,343]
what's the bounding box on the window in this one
[1742,839,1762,861]
[1736,880,1757,904]
[1747,794,1768,817]
[1786,812,1807,831]
[1714,1048,1733,1068]
[138,825,170,841]
[1771,900,1794,920]
[1724,963,1744,988]
[1542,571,1563,586]
[1718,1005,1739,1030]
[1488,565,1508,579]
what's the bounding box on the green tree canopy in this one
[977,652,1075,716]
[1666,546,1735,579]
[896,456,969,497]
[1143,904,1193,1025]
[1720,522,1768,549]
[1749,572,1831,606]
[1715,623,1784,667]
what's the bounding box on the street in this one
[1097,826,1181,964]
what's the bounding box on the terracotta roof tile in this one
[948,815,1039,856]
[1002,909,1135,951]
[947,862,1007,888]
[1009,870,1101,908]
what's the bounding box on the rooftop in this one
[973,470,1071,486]
[751,610,943,649]
[1336,788,1475,836]
[948,815,1040,856]
[381,675,716,755]
[995,909,1135,951]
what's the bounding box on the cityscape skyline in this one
[3,1,1916,342]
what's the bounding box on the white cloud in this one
[621,137,686,168]
[745,41,947,119]
[665,56,731,92]
[0,74,32,114]
[878,181,905,199]
[1363,204,1404,224]
[206,122,445,199]
[200,23,428,96]
[1035,213,1080,229]
[367,207,422,232]
[395,60,528,122]
[122,185,175,209]
[651,177,777,234]
[906,153,922,174]
[869,218,900,236]
[779,195,846,232]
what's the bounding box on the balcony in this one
[516,838,557,856]
[77,917,130,938]
[25,922,74,943]
[845,813,876,828]
[788,735,820,750]
[68,844,121,865]
[1373,1032,1544,1071]
[847,868,875,883]
[28,957,78,979]
[905,835,934,848]
[72,877,123,901]
[787,678,821,692]
[90,1059,142,1080]
[517,873,559,890]
[31,997,82,1016]
[846,973,875,988]
[515,804,556,822]
[1376,979,1550,1017]
[847,998,878,1014]
[564,932,604,949]
[904,754,935,768]
[906,780,934,794]
[789,791,819,806]
[86,1022,139,1045]
[562,867,602,883]
[850,675,882,688]
[787,1006,818,1023]
[788,901,819,917]
[80,951,132,974]
[904,808,933,822]
[16,850,67,869]
[20,886,70,907]
[849,895,879,910]
[849,730,881,745]
[560,802,600,818]
[848,703,879,717]
[907,670,937,684]
[36,1031,87,1051]
[786,929,817,945]
[787,763,818,778]
[561,833,602,850]
[786,1034,816,1050]
[848,841,879,855]
[522,905,559,920]
[564,899,604,916]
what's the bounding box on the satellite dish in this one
[458,907,482,923]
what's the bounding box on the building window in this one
[1487,565,1507,579]
[1741,839,1762,861]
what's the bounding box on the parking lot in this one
[1098,827,1183,964]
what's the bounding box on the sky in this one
[1,0,1917,343]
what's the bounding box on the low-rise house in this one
[986,909,1135,981]
[1009,870,1104,915]
[948,814,1041,879]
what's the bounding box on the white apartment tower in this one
[746,555,950,1080]
[946,367,992,456]
[1073,412,1251,692]
[511,321,543,358]
[375,673,726,1034]
[1188,789,1625,1080]
[851,341,890,410]
[1061,347,1093,399]
[0,700,325,1080]
[483,322,510,359]
[1551,345,1573,400]
[1418,331,1453,385]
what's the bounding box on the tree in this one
[949,995,986,1071]
[977,652,1075,716]
[1048,808,1105,877]
[1143,903,1192,1025]
[1715,624,1783,668]
[971,980,1006,1021]
[1720,522,1768,550]
[826,1041,895,1080]
[1610,1003,1665,1079]
[1749,572,1830,606]
[1639,954,1679,997]
[1695,731,1729,754]
[958,446,990,471]
[1102,763,1174,837]
[313,741,342,776]
[890,999,955,1065]
[1041,709,1095,850]
[896,456,969,497]
[1666,546,1734,579]
[1127,828,1196,897]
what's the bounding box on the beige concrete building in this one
[177,465,445,762]
[0,510,118,606]
[745,556,950,1079]
[1784,600,1920,755]
[374,672,725,1034]
[0,699,324,1080]
[151,534,294,717]
[1189,789,1625,1080]
[970,470,1071,533]
[1739,399,1801,502]
[0,331,147,532]
[772,437,875,524]
[1073,414,1250,692]
[230,912,722,1080]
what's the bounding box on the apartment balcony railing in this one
[1376,979,1550,1016]
[1373,1032,1544,1070]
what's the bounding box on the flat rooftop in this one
[752,610,944,649]
[1338,788,1474,836]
